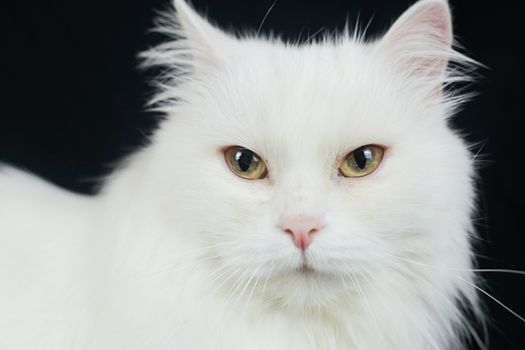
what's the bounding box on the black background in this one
[2,0,524,348]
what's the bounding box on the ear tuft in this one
[172,0,234,65]
[375,0,456,82]
[138,1,236,109]
[140,0,234,73]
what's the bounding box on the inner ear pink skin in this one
[281,216,324,250]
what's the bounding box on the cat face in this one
[145,0,475,308]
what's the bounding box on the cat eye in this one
[224,146,268,180]
[339,145,384,178]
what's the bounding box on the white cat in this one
[0,0,483,349]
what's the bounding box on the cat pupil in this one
[354,147,371,169]
[236,149,253,172]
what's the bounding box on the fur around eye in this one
[339,145,384,177]
[224,146,268,180]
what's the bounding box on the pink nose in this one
[281,217,322,250]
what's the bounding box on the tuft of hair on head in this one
[138,0,237,110]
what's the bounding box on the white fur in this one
[0,0,482,349]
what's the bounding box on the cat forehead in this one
[188,40,419,147]
[226,39,383,100]
[232,40,376,100]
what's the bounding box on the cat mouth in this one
[298,264,315,274]
[297,257,316,275]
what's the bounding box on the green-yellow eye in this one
[339,145,384,178]
[224,146,268,180]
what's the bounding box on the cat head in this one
[138,0,477,310]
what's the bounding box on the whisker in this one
[206,255,245,287]
[221,269,255,324]
[241,266,262,320]
[184,240,243,255]
[348,273,389,348]
[363,267,470,350]
[256,0,278,37]
[462,269,525,275]
[385,252,525,325]
[337,271,349,291]
[260,261,276,298]
[306,26,327,43]
[385,252,525,276]
[471,141,487,162]
[222,268,251,312]
[211,266,242,297]
[208,267,245,334]
[458,277,525,323]
[361,268,435,349]
[463,320,489,350]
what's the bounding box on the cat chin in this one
[256,268,360,310]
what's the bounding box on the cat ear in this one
[173,0,234,67]
[375,0,453,82]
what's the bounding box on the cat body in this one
[0,0,481,349]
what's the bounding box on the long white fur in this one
[0,0,482,349]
